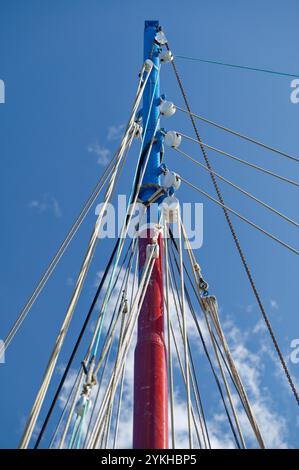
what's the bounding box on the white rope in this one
[178,132,299,188]
[48,369,81,448]
[104,243,138,449]
[92,254,156,448]
[181,222,265,449]
[112,242,140,449]
[169,318,202,448]
[180,176,299,256]
[1,156,118,359]
[87,244,157,448]
[175,105,299,164]
[2,62,152,361]
[179,224,246,448]
[173,146,299,228]
[177,216,193,449]
[112,362,126,449]
[58,369,85,449]
[67,240,137,449]
[166,254,207,448]
[203,296,265,448]
[19,66,151,449]
[103,290,130,449]
[163,221,176,449]
[206,309,246,448]
[87,85,161,363]
[20,151,124,449]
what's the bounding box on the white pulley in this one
[133,122,143,138]
[164,130,182,149]
[146,242,160,260]
[159,101,176,117]
[155,31,168,45]
[75,395,90,417]
[162,171,181,191]
[160,50,173,63]
[144,59,153,72]
[162,196,180,223]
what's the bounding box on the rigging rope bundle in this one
[172,145,299,228]
[19,61,154,449]
[12,24,299,451]
[175,105,299,164]
[164,37,299,406]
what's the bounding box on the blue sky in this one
[0,0,299,448]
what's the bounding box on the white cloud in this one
[245,304,254,313]
[28,194,62,218]
[107,124,125,142]
[86,123,124,168]
[253,319,267,335]
[48,263,291,449]
[270,299,279,310]
[217,318,290,448]
[87,141,110,166]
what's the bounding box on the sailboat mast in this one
[133,20,168,449]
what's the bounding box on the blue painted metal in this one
[133,20,168,449]
[140,20,161,205]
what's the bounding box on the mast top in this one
[145,20,159,28]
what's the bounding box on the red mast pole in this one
[133,20,168,449]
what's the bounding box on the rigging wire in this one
[178,132,299,188]
[166,256,207,448]
[86,248,152,447]
[167,242,241,449]
[175,105,299,164]
[168,230,254,437]
[165,38,299,406]
[177,215,193,448]
[87,210,164,448]
[171,225,264,448]
[87,248,157,448]
[169,226,265,447]
[48,368,81,449]
[59,241,133,450]
[90,68,161,361]
[102,254,135,449]
[34,129,136,448]
[112,243,140,449]
[59,241,135,450]
[41,62,162,444]
[86,276,138,446]
[163,221,176,449]
[169,320,203,448]
[180,223,265,448]
[2,60,152,361]
[19,63,153,449]
[34,237,131,448]
[1,155,119,360]
[174,54,299,79]
[172,146,299,228]
[180,175,299,255]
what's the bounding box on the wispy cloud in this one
[28,194,62,218]
[66,277,75,287]
[87,122,124,167]
[51,266,291,449]
[107,124,125,142]
[218,317,289,448]
[87,141,110,166]
[270,299,279,310]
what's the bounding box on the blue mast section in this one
[140,20,161,211]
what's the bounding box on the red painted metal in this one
[133,228,168,449]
